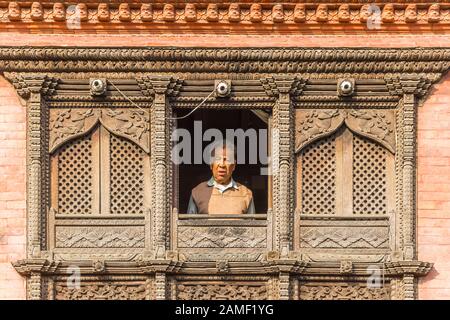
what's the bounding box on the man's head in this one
[210,143,236,185]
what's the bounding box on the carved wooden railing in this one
[173,213,271,261]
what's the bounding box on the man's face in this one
[210,147,235,185]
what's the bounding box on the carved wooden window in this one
[47,108,150,251]
[51,126,150,216]
[296,110,395,217]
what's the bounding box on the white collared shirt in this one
[207,177,239,194]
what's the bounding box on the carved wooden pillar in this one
[150,78,173,259]
[154,272,167,300]
[8,75,58,300]
[402,92,416,262]
[27,89,44,259]
[265,77,298,256]
[386,75,433,300]
[278,271,290,300]
[402,274,415,300]
[28,272,42,300]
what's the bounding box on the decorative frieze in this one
[176,282,268,300]
[299,282,390,300]
[177,226,266,248]
[1,1,450,30]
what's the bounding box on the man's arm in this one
[246,198,255,214]
[187,194,198,214]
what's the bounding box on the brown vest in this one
[191,181,253,215]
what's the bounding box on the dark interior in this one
[175,109,269,214]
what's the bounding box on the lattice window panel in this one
[301,134,337,215]
[57,134,93,215]
[110,134,145,215]
[352,134,387,215]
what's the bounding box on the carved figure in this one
[52,3,66,22]
[31,2,44,21]
[185,4,197,22]
[97,3,110,22]
[250,4,262,23]
[163,4,175,22]
[140,4,153,22]
[206,4,219,22]
[228,3,241,23]
[8,2,21,21]
[119,3,131,22]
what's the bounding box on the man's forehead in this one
[214,146,234,155]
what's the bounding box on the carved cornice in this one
[5,73,59,98]
[2,2,450,31]
[384,261,434,276]
[384,75,436,97]
[12,259,61,276]
[261,76,306,97]
[1,48,450,75]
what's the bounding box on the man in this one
[187,143,255,215]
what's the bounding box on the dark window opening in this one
[174,109,269,214]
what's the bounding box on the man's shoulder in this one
[235,182,253,197]
[192,181,211,192]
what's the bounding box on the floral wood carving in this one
[55,226,145,248]
[49,108,150,153]
[177,226,266,248]
[177,283,268,300]
[299,226,389,249]
[299,282,390,300]
[55,283,147,300]
[295,109,395,154]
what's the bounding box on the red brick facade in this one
[0,76,26,299]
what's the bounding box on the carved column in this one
[150,78,172,259]
[402,92,416,261]
[386,75,433,300]
[27,89,44,259]
[6,74,57,260]
[28,272,42,300]
[154,272,167,300]
[262,77,299,256]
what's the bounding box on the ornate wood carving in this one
[2,48,450,74]
[49,108,150,154]
[299,226,389,249]
[177,226,266,248]
[55,279,151,300]
[176,282,268,300]
[55,226,145,249]
[295,109,396,154]
[299,282,390,300]
[4,48,443,300]
[1,1,450,32]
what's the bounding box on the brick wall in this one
[0,32,449,299]
[0,76,26,300]
[418,72,450,300]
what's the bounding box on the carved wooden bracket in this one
[295,109,396,154]
[49,108,150,154]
